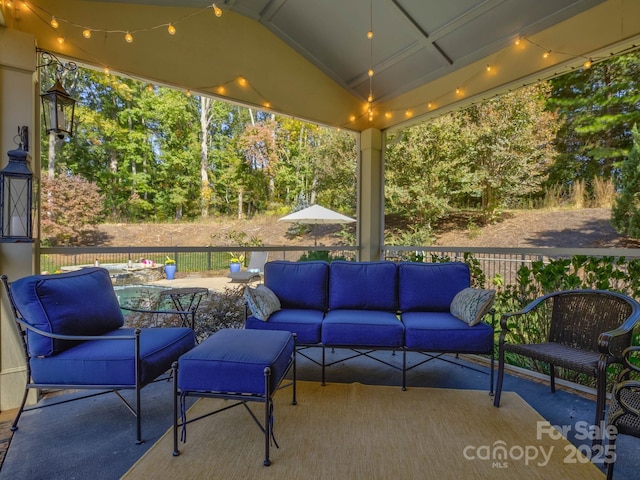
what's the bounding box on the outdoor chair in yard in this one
[227,251,269,284]
[493,290,640,447]
[605,345,640,479]
[2,267,196,444]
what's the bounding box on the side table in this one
[159,287,208,332]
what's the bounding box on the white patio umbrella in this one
[278,204,356,246]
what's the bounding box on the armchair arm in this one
[498,294,552,331]
[14,315,139,342]
[598,306,640,358]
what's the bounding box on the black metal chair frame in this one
[321,309,496,393]
[605,346,640,479]
[493,289,640,448]
[172,340,297,467]
[2,274,195,444]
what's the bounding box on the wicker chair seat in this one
[504,342,610,376]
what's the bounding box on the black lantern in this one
[41,77,76,139]
[38,49,77,139]
[0,148,33,242]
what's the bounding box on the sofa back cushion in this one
[264,261,329,310]
[9,267,125,357]
[399,262,470,312]
[329,261,398,311]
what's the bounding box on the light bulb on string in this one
[367,30,373,40]
[82,29,92,39]
[212,3,222,17]
[50,16,59,28]
[167,23,176,35]
[56,36,65,44]
[583,59,592,69]
[125,31,134,43]
[543,50,551,59]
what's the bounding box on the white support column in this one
[0,27,38,410]
[357,128,384,261]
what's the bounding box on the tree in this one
[546,51,640,191]
[41,175,105,246]
[460,84,559,220]
[611,125,640,237]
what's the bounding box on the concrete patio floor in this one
[1,274,639,478]
[1,346,639,479]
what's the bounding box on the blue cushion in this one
[245,309,323,344]
[322,310,404,347]
[29,327,195,385]
[10,267,125,357]
[264,261,329,310]
[178,329,294,396]
[399,262,470,312]
[329,261,398,311]
[402,311,493,352]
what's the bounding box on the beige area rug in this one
[122,381,604,480]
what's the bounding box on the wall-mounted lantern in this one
[0,145,33,242]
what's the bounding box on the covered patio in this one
[2,1,640,476]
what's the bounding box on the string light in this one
[216,86,226,95]
[345,32,616,127]
[82,29,91,39]
[56,36,64,44]
[124,31,133,43]
[212,3,222,17]
[237,76,247,87]
[50,16,58,28]
[167,23,176,35]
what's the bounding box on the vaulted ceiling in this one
[2,0,640,132]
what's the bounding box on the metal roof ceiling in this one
[2,0,640,132]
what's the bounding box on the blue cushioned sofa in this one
[3,267,196,443]
[245,260,495,391]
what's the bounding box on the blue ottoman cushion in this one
[178,329,294,396]
[322,310,404,347]
[403,311,493,352]
[246,309,323,344]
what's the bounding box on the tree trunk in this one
[200,97,211,217]
[47,132,56,179]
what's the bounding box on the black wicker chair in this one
[605,346,640,479]
[493,290,640,447]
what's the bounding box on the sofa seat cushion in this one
[245,309,324,344]
[399,262,470,312]
[402,312,493,353]
[322,310,404,348]
[10,267,125,357]
[329,261,398,311]
[29,327,195,386]
[264,261,329,311]
[177,329,294,396]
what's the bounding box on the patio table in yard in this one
[159,287,208,332]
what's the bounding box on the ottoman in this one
[172,328,296,466]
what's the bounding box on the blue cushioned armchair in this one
[2,267,196,444]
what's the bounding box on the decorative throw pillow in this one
[244,285,281,321]
[450,287,495,326]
